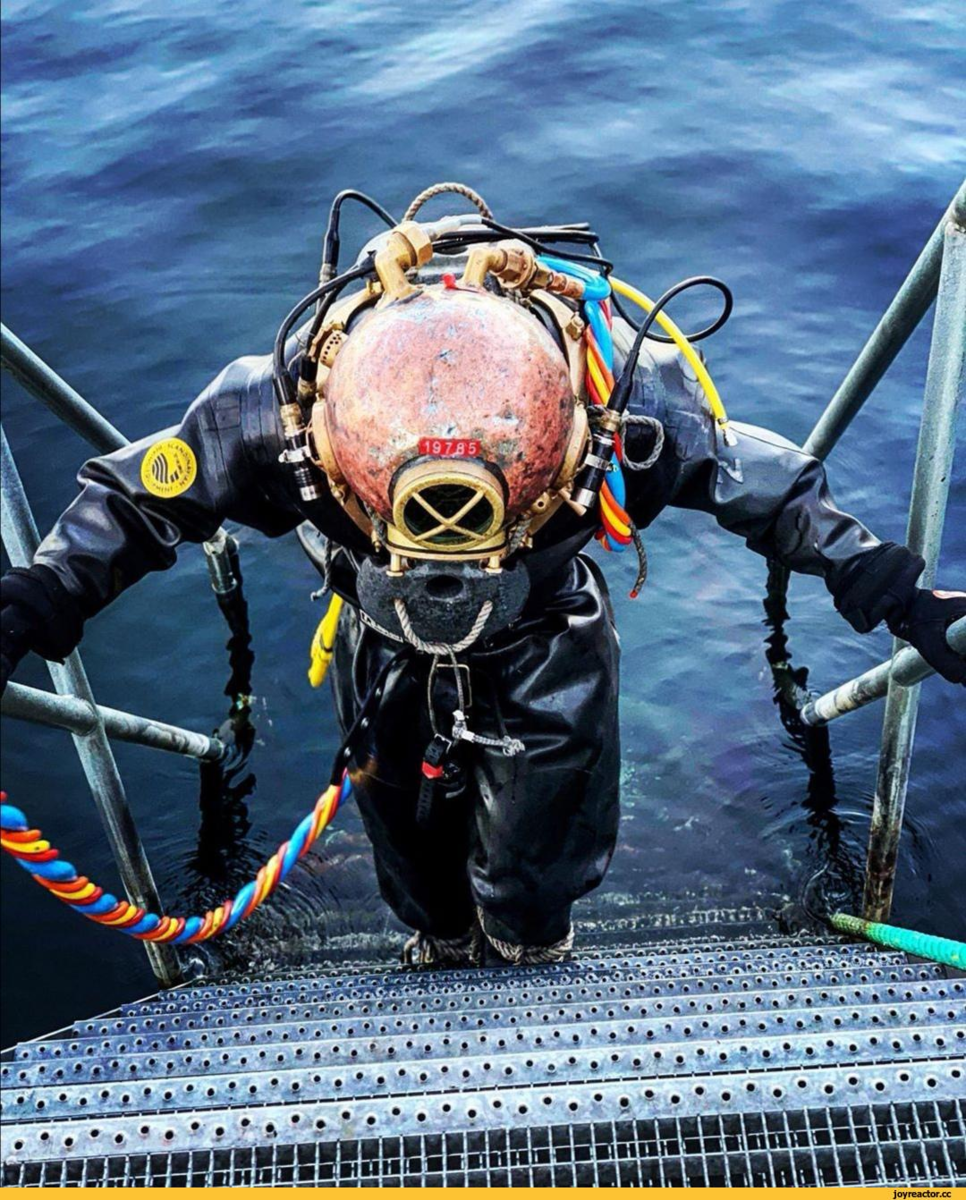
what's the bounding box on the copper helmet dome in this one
[313,284,579,558]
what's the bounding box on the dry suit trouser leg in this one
[330,556,621,955]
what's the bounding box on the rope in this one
[0,777,351,945]
[402,182,493,222]
[394,597,493,655]
[505,518,532,557]
[620,413,665,471]
[477,907,575,965]
[401,924,481,967]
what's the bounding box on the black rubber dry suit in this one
[2,320,931,960]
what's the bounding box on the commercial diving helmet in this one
[300,216,590,648]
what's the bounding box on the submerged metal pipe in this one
[804,180,966,461]
[862,212,965,925]
[2,682,227,762]
[1,426,182,988]
[801,616,966,726]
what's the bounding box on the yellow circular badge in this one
[140,438,197,499]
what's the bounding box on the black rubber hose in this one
[591,243,733,345]
[610,276,732,415]
[478,218,615,272]
[320,190,397,286]
[611,278,733,345]
[272,258,375,407]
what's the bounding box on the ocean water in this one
[1,0,964,1047]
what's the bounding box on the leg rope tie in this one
[401,923,482,968]
[0,777,352,945]
[478,907,575,965]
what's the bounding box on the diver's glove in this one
[0,567,84,695]
[831,542,965,684]
[887,588,966,685]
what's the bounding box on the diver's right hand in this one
[0,568,84,695]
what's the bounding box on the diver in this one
[2,183,964,967]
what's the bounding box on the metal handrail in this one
[2,681,227,762]
[801,617,966,726]
[768,179,965,923]
[803,182,966,461]
[0,322,240,598]
[1,427,182,987]
[0,327,252,987]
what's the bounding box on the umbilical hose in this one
[0,777,352,945]
[831,912,964,969]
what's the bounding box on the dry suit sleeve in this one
[31,355,302,627]
[616,326,923,632]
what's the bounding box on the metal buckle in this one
[429,659,473,711]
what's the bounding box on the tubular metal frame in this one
[1,427,182,987]
[0,328,249,986]
[771,180,965,922]
[1,184,962,982]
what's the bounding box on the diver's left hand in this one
[888,588,966,685]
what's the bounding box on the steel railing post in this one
[0,322,241,597]
[764,182,965,629]
[862,211,966,922]
[803,181,965,462]
[1,426,182,987]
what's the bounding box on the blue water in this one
[2,1,964,1047]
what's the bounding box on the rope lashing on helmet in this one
[358,599,494,657]
[403,182,494,222]
[830,912,965,970]
[394,598,493,656]
[0,775,352,944]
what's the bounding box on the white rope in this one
[393,597,493,655]
[359,598,493,656]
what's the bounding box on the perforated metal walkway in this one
[3,932,964,1186]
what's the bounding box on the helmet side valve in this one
[461,243,587,302]
[278,397,324,504]
[570,407,621,514]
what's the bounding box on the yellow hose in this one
[609,276,736,445]
[308,594,343,688]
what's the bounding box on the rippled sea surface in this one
[2,0,964,1046]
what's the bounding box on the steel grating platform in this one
[2,934,964,1187]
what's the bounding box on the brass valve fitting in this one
[461,241,586,301]
[373,220,434,300]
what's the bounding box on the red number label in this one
[419,438,481,457]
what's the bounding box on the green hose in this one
[831,912,965,969]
